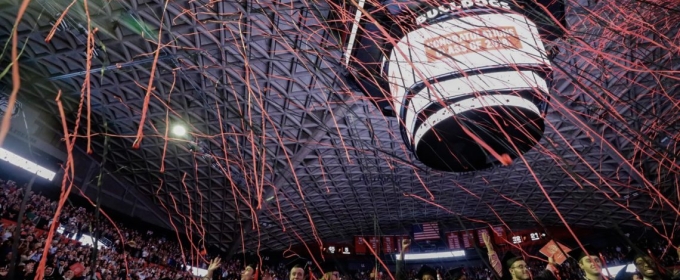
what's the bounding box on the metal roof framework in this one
[0,0,678,253]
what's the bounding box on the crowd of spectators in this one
[0,179,195,280]
[0,178,677,280]
[405,241,679,280]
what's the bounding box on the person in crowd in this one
[633,252,680,280]
[2,179,680,280]
[0,179,201,280]
[242,261,259,280]
[396,238,437,280]
[18,260,37,280]
[368,266,380,280]
[202,258,222,280]
[502,251,558,280]
[321,263,340,280]
[444,267,466,280]
[416,266,437,280]
[43,265,60,280]
[396,238,411,280]
[482,232,502,277]
[503,252,532,280]
[615,265,641,280]
[289,264,305,280]
[567,245,605,280]
[63,270,75,280]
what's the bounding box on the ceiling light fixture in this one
[395,250,466,261]
[172,125,187,136]
[0,147,56,181]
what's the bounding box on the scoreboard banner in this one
[509,229,547,245]
[325,244,352,255]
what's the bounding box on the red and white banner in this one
[382,236,395,254]
[492,226,506,244]
[396,236,409,253]
[461,231,475,248]
[368,236,380,254]
[354,236,367,255]
[477,228,489,246]
[447,232,461,249]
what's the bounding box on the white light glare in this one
[0,148,56,181]
[56,226,109,249]
[187,266,208,277]
[172,125,187,136]
[601,264,637,277]
[396,250,466,261]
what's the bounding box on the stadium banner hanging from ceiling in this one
[368,236,380,253]
[492,225,507,245]
[354,236,381,255]
[446,232,462,249]
[382,236,396,254]
[477,228,490,246]
[396,235,409,253]
[354,236,367,255]
[461,230,475,248]
[355,236,409,254]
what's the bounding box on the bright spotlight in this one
[0,148,56,181]
[172,125,187,136]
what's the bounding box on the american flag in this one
[413,222,440,241]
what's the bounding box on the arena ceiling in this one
[0,0,678,254]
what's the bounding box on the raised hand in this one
[482,232,491,245]
[482,232,495,252]
[545,256,559,275]
[402,239,412,252]
[208,257,222,272]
